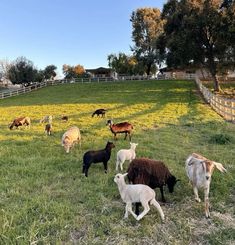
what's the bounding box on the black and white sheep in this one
[82,141,115,177]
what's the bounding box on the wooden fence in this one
[195,76,235,122]
[0,74,195,99]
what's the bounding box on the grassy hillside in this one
[0,80,234,244]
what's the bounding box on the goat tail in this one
[150,199,165,221]
[213,161,227,173]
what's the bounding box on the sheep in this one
[116,142,138,171]
[92,108,107,117]
[127,158,179,215]
[114,173,165,221]
[9,117,31,130]
[40,115,52,124]
[185,153,227,218]
[106,119,133,141]
[82,141,115,177]
[61,126,81,153]
[45,123,52,136]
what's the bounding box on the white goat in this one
[185,153,227,218]
[114,173,165,221]
[116,142,138,171]
[61,126,81,153]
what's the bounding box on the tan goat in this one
[185,153,227,218]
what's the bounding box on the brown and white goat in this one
[185,153,227,218]
[9,117,31,130]
[106,119,133,141]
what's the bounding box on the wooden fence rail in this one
[195,76,235,122]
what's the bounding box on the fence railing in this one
[195,76,235,122]
[0,73,196,100]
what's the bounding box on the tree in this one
[62,64,85,79]
[7,56,38,85]
[44,65,57,80]
[107,53,146,75]
[0,59,11,79]
[162,0,235,91]
[130,8,164,75]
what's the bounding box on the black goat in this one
[82,141,115,177]
[92,109,107,117]
[106,119,133,141]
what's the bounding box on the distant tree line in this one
[0,56,57,85]
[108,0,235,91]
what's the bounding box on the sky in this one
[0,0,166,77]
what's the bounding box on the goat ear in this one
[213,161,227,173]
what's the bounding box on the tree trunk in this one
[211,74,220,92]
[146,63,152,75]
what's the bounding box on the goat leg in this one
[103,161,108,174]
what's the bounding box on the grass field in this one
[0,80,234,244]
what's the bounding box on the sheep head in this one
[130,142,138,149]
[166,175,179,193]
[114,173,128,184]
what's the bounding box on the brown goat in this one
[9,117,31,130]
[106,119,133,141]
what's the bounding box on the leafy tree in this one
[130,8,164,75]
[0,59,11,79]
[62,64,85,79]
[44,65,57,80]
[7,57,38,85]
[161,0,235,91]
[108,53,131,74]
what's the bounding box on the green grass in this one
[0,80,234,244]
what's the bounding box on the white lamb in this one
[61,126,81,153]
[116,142,138,171]
[114,173,165,221]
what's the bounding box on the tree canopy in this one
[7,57,38,85]
[161,0,235,91]
[62,64,85,79]
[130,8,164,75]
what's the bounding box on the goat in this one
[116,142,138,171]
[114,173,165,221]
[61,126,81,153]
[40,115,52,124]
[9,117,31,130]
[106,119,133,141]
[92,108,107,118]
[127,158,179,215]
[45,123,52,135]
[185,153,227,218]
[82,141,115,177]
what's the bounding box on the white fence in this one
[195,76,235,122]
[0,74,195,99]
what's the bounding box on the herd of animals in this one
[8,108,227,222]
